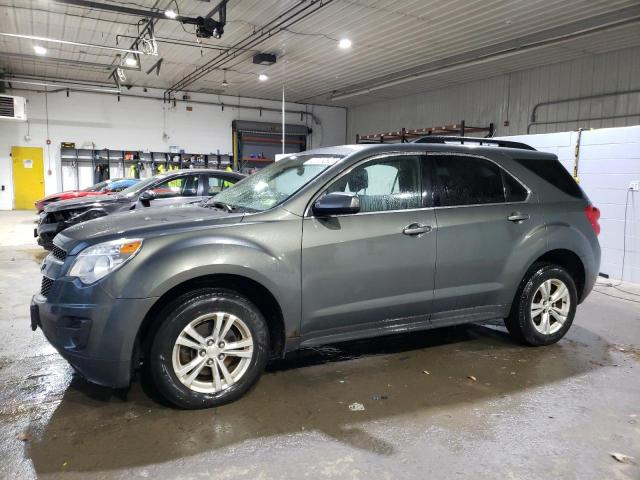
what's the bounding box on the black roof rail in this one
[412,136,537,151]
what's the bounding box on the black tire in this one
[148,288,269,409]
[504,263,577,346]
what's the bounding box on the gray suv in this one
[30,137,601,409]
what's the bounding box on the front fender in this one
[102,216,303,335]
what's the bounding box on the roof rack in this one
[412,136,537,151]
[355,120,495,144]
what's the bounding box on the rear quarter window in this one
[514,158,584,199]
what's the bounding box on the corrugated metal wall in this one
[347,46,640,140]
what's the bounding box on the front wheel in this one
[505,263,577,346]
[148,288,270,409]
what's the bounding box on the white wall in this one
[0,87,346,210]
[347,46,640,141]
[501,126,640,283]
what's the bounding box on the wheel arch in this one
[134,273,287,369]
[527,249,586,300]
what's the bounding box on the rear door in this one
[301,153,437,339]
[429,153,543,322]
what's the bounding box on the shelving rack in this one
[355,121,495,144]
[60,147,233,191]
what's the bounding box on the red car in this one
[34,178,139,213]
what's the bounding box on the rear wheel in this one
[505,263,577,346]
[148,288,269,409]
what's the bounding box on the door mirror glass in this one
[313,192,360,216]
[140,190,156,203]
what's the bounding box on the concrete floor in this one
[0,210,639,479]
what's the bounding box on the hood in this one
[38,190,79,202]
[60,203,244,244]
[45,193,128,212]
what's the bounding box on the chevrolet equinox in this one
[31,137,601,409]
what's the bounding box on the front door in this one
[12,146,44,210]
[301,154,436,339]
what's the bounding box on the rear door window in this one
[431,155,504,206]
[502,170,528,202]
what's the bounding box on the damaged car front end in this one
[36,199,124,249]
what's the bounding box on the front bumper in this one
[36,221,60,248]
[31,279,157,388]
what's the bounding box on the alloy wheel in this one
[530,279,571,335]
[171,312,254,394]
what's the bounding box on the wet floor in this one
[1,211,639,479]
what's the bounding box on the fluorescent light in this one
[164,9,177,19]
[125,57,137,67]
[258,73,269,82]
[338,38,352,49]
[33,45,47,55]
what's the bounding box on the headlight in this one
[69,238,143,284]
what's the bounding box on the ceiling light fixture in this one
[258,73,269,82]
[338,38,352,49]
[33,45,47,55]
[221,69,228,87]
[164,9,178,19]
[124,57,137,67]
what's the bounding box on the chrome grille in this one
[40,277,54,297]
[51,245,67,262]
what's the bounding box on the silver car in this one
[35,168,245,249]
[31,137,601,409]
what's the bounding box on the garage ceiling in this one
[1,0,640,106]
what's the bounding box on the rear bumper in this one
[31,287,157,388]
[579,243,600,303]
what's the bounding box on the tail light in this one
[585,205,600,235]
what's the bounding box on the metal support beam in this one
[146,58,163,75]
[0,51,139,71]
[0,32,152,55]
[53,0,175,20]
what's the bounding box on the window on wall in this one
[431,155,505,206]
[326,155,422,212]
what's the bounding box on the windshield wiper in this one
[202,200,235,212]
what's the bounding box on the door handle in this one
[403,223,432,236]
[507,212,530,222]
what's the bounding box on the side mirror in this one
[139,190,156,206]
[312,192,360,216]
